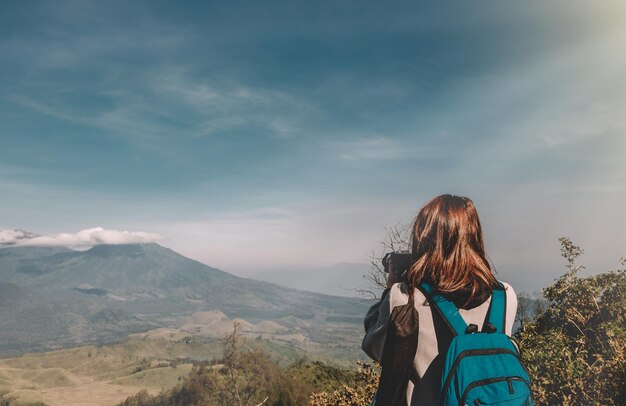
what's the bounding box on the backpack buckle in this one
[483,322,497,333]
[465,324,478,334]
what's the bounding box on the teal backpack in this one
[420,282,534,406]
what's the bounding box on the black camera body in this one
[382,251,413,282]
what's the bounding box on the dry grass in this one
[0,311,362,405]
[0,337,195,406]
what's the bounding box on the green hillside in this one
[0,244,369,357]
[0,320,356,406]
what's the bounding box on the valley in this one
[0,240,370,405]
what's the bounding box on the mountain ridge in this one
[0,240,369,356]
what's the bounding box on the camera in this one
[382,251,413,282]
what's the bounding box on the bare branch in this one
[254,397,269,406]
[357,221,412,300]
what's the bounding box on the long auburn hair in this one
[408,194,498,306]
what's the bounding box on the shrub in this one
[516,238,625,405]
[309,362,379,406]
[312,237,626,405]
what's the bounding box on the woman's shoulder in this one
[500,281,517,301]
[501,281,515,290]
[388,282,411,308]
[388,282,430,308]
[499,281,518,336]
[389,280,517,305]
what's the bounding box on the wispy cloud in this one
[148,68,318,138]
[9,67,317,148]
[0,227,162,248]
[332,136,413,161]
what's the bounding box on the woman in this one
[362,194,518,405]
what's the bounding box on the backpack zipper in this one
[460,376,531,405]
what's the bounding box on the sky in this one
[1,0,625,293]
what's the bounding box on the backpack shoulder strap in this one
[419,282,467,336]
[485,283,507,333]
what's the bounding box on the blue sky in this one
[1,1,625,292]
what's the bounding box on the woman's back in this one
[388,282,517,404]
[362,194,521,405]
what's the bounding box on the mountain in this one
[0,243,370,356]
[254,262,372,297]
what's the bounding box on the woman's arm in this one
[362,288,392,362]
[363,255,408,361]
[362,262,399,362]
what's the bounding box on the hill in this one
[0,242,369,356]
[0,312,363,406]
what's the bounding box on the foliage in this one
[316,237,626,405]
[309,362,379,406]
[287,359,361,394]
[119,323,359,406]
[515,237,626,405]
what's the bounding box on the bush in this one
[516,238,626,405]
[118,323,345,406]
[312,237,626,405]
[309,362,378,406]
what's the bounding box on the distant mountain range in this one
[253,262,372,297]
[0,233,370,356]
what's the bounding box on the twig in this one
[254,396,269,406]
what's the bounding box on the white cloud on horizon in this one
[0,227,163,248]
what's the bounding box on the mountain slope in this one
[0,243,369,356]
